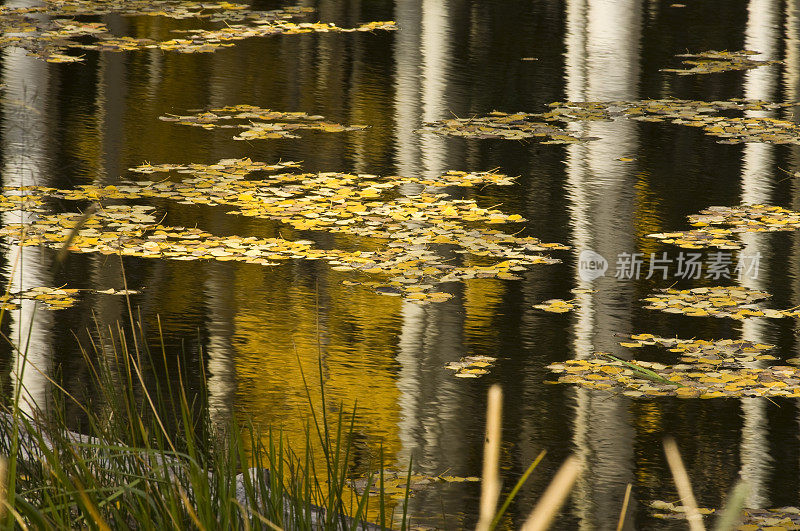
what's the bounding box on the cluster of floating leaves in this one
[0,286,139,311]
[342,280,454,303]
[634,335,758,360]
[650,500,800,529]
[0,158,567,303]
[422,99,800,146]
[154,20,396,56]
[542,99,800,145]
[548,332,799,399]
[642,286,800,320]
[349,470,479,500]
[0,189,50,212]
[548,354,800,399]
[690,205,800,232]
[124,160,560,257]
[649,500,715,519]
[650,204,800,250]
[126,160,565,294]
[532,289,594,313]
[0,286,78,311]
[0,205,333,264]
[159,105,368,140]
[617,334,777,365]
[38,0,257,19]
[129,158,301,176]
[0,1,396,63]
[648,229,739,249]
[417,112,591,143]
[661,50,781,75]
[733,508,800,530]
[444,355,497,378]
[533,298,576,313]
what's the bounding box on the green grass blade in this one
[603,354,684,387]
[489,450,546,530]
[712,480,749,531]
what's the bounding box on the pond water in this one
[3,0,800,528]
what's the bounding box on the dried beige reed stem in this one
[476,385,502,531]
[521,455,581,531]
[663,437,706,531]
[616,483,632,531]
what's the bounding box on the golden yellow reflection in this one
[463,276,505,350]
[634,172,664,259]
[231,263,403,468]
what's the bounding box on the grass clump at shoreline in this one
[0,316,403,530]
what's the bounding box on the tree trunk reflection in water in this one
[787,0,800,509]
[564,0,640,528]
[393,0,479,524]
[2,1,54,417]
[737,0,780,509]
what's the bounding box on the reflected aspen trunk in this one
[202,262,236,432]
[737,0,780,509]
[393,0,474,523]
[1,2,54,416]
[786,0,800,506]
[564,0,641,527]
[197,64,243,434]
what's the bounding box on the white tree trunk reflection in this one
[738,0,780,509]
[786,0,800,507]
[393,0,472,522]
[564,0,641,527]
[1,2,54,416]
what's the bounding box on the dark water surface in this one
[3,0,800,528]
